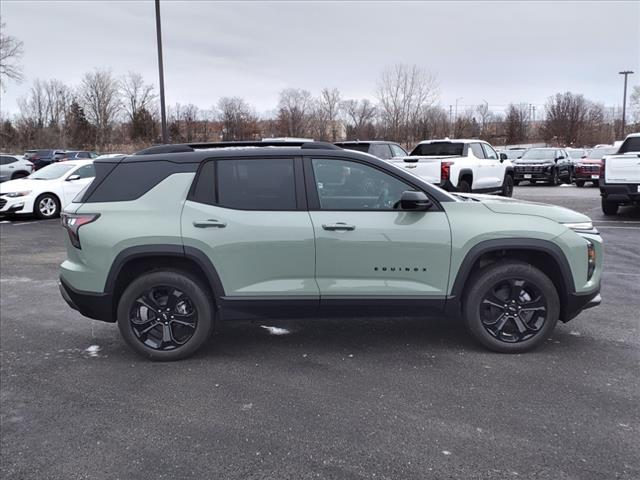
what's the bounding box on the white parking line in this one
[603,272,640,276]
[594,220,640,224]
[596,226,640,229]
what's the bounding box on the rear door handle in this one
[322,222,355,231]
[193,219,227,228]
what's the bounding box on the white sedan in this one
[0,159,95,219]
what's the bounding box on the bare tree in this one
[542,92,591,145]
[78,69,122,147]
[341,98,377,140]
[217,96,258,140]
[376,64,438,144]
[476,101,494,137]
[318,87,342,141]
[629,85,640,124]
[0,20,24,89]
[505,103,529,145]
[277,88,313,137]
[121,72,156,121]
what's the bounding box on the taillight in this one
[441,161,454,182]
[599,158,606,178]
[61,213,100,249]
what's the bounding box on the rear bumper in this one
[59,277,115,323]
[600,184,640,203]
[574,172,600,181]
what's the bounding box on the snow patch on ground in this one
[442,450,452,456]
[0,277,33,283]
[260,325,290,335]
[84,345,101,357]
[569,331,581,336]
[559,184,574,187]
[241,403,253,411]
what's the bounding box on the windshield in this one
[520,149,555,160]
[567,149,586,158]
[29,163,74,180]
[586,147,616,159]
[410,142,464,156]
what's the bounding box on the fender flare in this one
[456,168,474,188]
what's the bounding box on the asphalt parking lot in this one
[1,185,639,480]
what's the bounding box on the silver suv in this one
[0,154,34,182]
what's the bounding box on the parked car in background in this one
[497,149,524,160]
[58,141,601,360]
[25,149,65,170]
[574,146,617,187]
[0,155,34,182]
[600,133,640,215]
[0,159,95,218]
[566,148,588,166]
[513,148,573,185]
[390,139,514,196]
[334,141,407,160]
[57,151,100,161]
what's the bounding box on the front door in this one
[306,157,452,315]
[181,157,318,318]
[481,143,504,188]
[61,164,96,206]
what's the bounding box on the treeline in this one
[1,65,636,153]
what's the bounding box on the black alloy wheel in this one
[129,285,198,350]
[549,169,560,186]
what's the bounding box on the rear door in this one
[306,157,451,314]
[181,157,319,315]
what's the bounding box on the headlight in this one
[3,191,31,198]
[563,221,597,233]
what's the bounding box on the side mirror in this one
[499,153,507,162]
[556,156,564,161]
[66,174,81,181]
[400,191,432,211]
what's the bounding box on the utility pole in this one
[449,105,453,136]
[155,0,168,143]
[619,70,634,138]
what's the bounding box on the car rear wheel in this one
[117,271,214,361]
[463,262,559,353]
[601,197,619,216]
[457,179,472,193]
[34,193,60,219]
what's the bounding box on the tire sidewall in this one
[458,179,471,193]
[501,175,514,197]
[463,262,560,353]
[34,194,60,219]
[117,271,214,361]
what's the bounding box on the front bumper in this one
[600,184,640,203]
[563,285,601,322]
[59,278,115,323]
[0,196,32,214]
[514,166,553,181]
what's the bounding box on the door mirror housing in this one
[499,153,507,162]
[555,156,564,162]
[400,191,432,211]
[66,174,81,181]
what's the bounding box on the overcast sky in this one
[1,0,639,116]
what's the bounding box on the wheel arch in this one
[457,168,474,188]
[105,245,225,316]
[446,239,575,321]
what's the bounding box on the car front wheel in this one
[117,271,214,361]
[463,262,559,353]
[500,175,514,197]
[34,193,60,219]
[549,169,560,186]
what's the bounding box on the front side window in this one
[72,164,96,179]
[370,144,392,160]
[311,158,414,210]
[390,144,407,157]
[217,159,296,210]
[481,143,498,159]
[469,143,485,159]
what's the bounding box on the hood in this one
[513,158,554,164]
[458,193,591,224]
[0,178,49,194]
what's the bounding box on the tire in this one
[575,180,585,188]
[34,193,60,219]
[463,261,559,353]
[601,197,619,216]
[513,180,520,186]
[565,169,574,185]
[11,171,29,180]
[117,270,214,361]
[500,175,514,197]
[530,180,537,185]
[592,180,599,187]
[549,169,560,186]
[457,179,472,193]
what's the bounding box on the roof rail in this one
[134,140,342,155]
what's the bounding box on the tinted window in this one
[618,137,640,153]
[521,149,555,160]
[482,143,498,159]
[191,161,216,205]
[311,158,413,210]
[370,144,392,160]
[0,156,17,165]
[335,143,370,153]
[36,149,53,157]
[586,148,616,159]
[217,159,296,210]
[73,164,95,179]
[410,142,464,156]
[77,152,91,159]
[390,144,407,157]
[469,143,485,158]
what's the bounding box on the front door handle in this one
[322,222,355,231]
[193,219,227,228]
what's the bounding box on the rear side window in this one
[0,156,17,165]
[216,159,296,210]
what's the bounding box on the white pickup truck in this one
[389,139,514,196]
[600,133,640,215]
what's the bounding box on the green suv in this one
[59,141,602,360]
